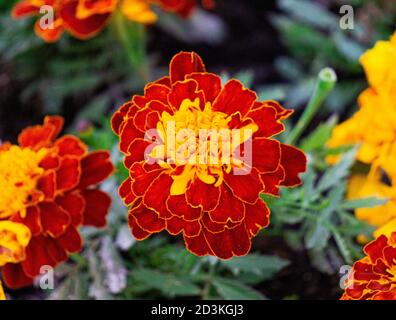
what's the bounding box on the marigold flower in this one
[111,52,307,259]
[0,221,31,299]
[0,116,114,289]
[328,31,396,173]
[341,232,396,300]
[12,0,212,42]
[347,172,396,240]
[328,31,396,239]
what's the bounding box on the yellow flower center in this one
[0,221,31,266]
[0,145,47,219]
[150,98,258,195]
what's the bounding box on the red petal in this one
[130,163,163,196]
[247,104,284,138]
[44,116,64,139]
[37,171,56,200]
[12,1,40,18]
[224,167,264,204]
[260,166,285,196]
[39,202,71,237]
[124,138,151,167]
[213,79,256,118]
[18,123,54,149]
[11,206,42,236]
[186,72,222,103]
[169,52,206,83]
[60,1,110,39]
[131,202,165,233]
[119,117,145,153]
[364,235,389,263]
[46,237,68,263]
[279,144,307,187]
[128,216,151,240]
[166,216,201,237]
[2,263,33,289]
[78,151,114,188]
[252,138,281,173]
[22,236,56,278]
[55,135,87,157]
[56,193,85,227]
[168,79,205,110]
[119,178,138,206]
[184,231,214,256]
[111,102,135,135]
[56,157,80,191]
[244,199,270,237]
[383,246,396,267]
[210,185,245,223]
[203,223,251,259]
[143,173,173,219]
[167,195,202,221]
[185,179,220,211]
[39,154,60,170]
[81,189,111,227]
[57,226,83,253]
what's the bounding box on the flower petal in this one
[170,52,206,83]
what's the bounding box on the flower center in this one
[0,145,47,219]
[150,98,258,195]
[0,221,31,266]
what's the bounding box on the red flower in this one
[12,0,213,42]
[0,116,114,289]
[112,52,307,259]
[341,232,396,300]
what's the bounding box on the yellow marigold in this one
[0,221,31,300]
[328,31,396,174]
[347,172,396,239]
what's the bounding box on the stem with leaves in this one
[112,9,150,83]
[286,68,337,145]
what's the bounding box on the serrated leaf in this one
[300,117,337,152]
[305,222,330,250]
[213,278,267,300]
[131,268,200,297]
[220,254,289,281]
[340,197,388,210]
[317,147,357,192]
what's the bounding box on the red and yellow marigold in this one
[341,232,396,300]
[328,31,396,239]
[12,0,213,42]
[111,52,307,259]
[0,116,114,289]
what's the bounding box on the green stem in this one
[201,262,216,300]
[112,9,150,83]
[286,68,337,145]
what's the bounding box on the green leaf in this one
[341,197,389,210]
[220,254,289,281]
[305,222,330,250]
[317,147,357,192]
[300,117,337,152]
[131,268,201,297]
[213,278,267,300]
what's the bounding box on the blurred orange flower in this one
[341,232,396,300]
[12,0,213,42]
[328,31,396,239]
[112,51,307,259]
[0,116,114,289]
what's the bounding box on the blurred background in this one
[1,0,395,300]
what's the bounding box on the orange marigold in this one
[12,0,212,42]
[0,116,114,289]
[341,232,396,300]
[111,52,307,259]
